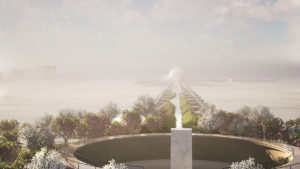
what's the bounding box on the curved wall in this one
[74,134,292,168]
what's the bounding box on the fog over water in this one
[0,79,299,123]
[1,0,300,123]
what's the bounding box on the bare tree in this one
[19,114,55,150]
[133,95,156,117]
[101,102,121,122]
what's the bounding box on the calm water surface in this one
[0,79,299,122]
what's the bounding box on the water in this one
[0,79,300,123]
[0,79,161,123]
[191,80,300,121]
[126,159,230,169]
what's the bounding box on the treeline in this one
[180,96,300,148]
[0,95,176,168]
[180,96,201,131]
[1,94,299,168]
[52,96,176,144]
[0,117,65,168]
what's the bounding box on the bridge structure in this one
[155,81,216,115]
[155,84,174,107]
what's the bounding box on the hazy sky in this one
[1,0,300,79]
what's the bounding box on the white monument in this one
[169,68,192,169]
[171,128,192,169]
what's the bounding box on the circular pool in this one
[74,134,292,169]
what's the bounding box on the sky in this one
[0,0,300,79]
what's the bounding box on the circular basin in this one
[74,134,292,169]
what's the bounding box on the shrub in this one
[16,149,35,163]
[121,110,142,134]
[26,148,67,169]
[8,149,36,169]
[143,116,163,133]
[180,97,194,114]
[156,101,176,132]
[110,121,124,136]
[102,159,127,169]
[182,112,200,132]
[1,129,19,143]
[0,136,19,162]
[0,120,19,132]
[230,157,264,169]
[287,132,300,147]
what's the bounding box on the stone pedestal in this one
[171,128,192,169]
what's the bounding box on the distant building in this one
[227,78,233,84]
[12,69,30,79]
[38,65,57,78]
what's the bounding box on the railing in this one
[64,157,144,169]
[221,138,298,169]
[223,162,300,169]
[60,150,144,169]
[274,162,300,169]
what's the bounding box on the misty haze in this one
[0,0,300,169]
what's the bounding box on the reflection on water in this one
[0,79,300,122]
[126,159,230,169]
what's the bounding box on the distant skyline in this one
[1,0,300,79]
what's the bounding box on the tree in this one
[101,102,121,122]
[230,157,264,169]
[19,115,55,150]
[19,124,40,150]
[236,106,280,138]
[75,121,88,139]
[52,110,79,145]
[82,113,110,138]
[133,95,156,117]
[286,117,300,133]
[0,120,19,132]
[258,117,285,140]
[236,106,260,137]
[36,114,55,149]
[121,110,142,134]
[26,148,67,169]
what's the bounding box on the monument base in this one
[171,128,192,169]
